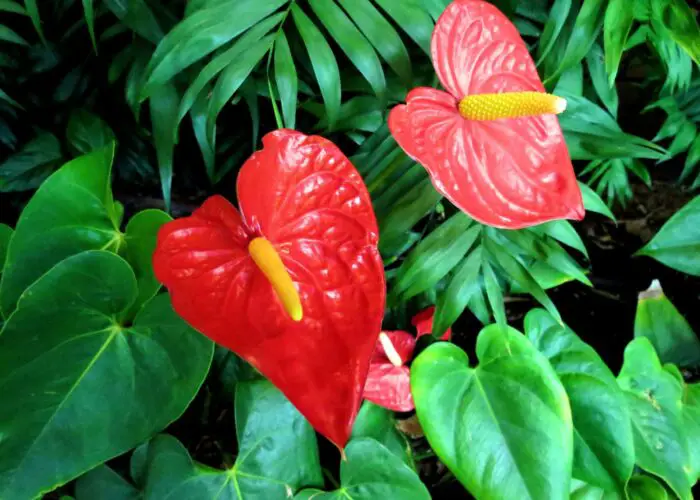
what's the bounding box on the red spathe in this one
[153,130,386,448]
[389,0,584,229]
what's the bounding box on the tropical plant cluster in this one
[1,0,699,499]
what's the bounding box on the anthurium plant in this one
[1,0,700,499]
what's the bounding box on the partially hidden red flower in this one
[389,0,584,229]
[412,305,451,340]
[153,130,385,449]
[363,307,449,412]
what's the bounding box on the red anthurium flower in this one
[412,305,451,340]
[363,307,447,411]
[152,130,385,449]
[363,330,416,412]
[388,0,584,229]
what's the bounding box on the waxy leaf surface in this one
[525,308,634,494]
[138,380,322,499]
[411,325,573,499]
[0,251,212,499]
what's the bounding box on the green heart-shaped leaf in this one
[634,280,700,369]
[75,464,139,500]
[627,475,670,500]
[295,438,429,499]
[681,381,700,484]
[0,223,12,272]
[569,478,619,499]
[0,145,121,316]
[0,250,213,498]
[569,475,670,500]
[351,401,414,468]
[140,379,322,498]
[411,326,573,499]
[124,208,172,317]
[524,308,634,494]
[635,196,700,276]
[617,338,692,500]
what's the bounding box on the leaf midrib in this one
[5,328,121,491]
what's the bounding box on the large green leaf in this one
[433,248,484,336]
[274,31,297,129]
[177,13,283,133]
[616,338,692,500]
[139,379,322,498]
[627,475,670,500]
[636,196,700,276]
[294,438,429,499]
[140,0,286,98]
[337,0,411,84]
[308,0,385,101]
[205,35,275,143]
[374,0,432,55]
[579,181,616,220]
[149,83,179,212]
[559,94,667,161]
[586,43,619,116]
[0,0,26,15]
[651,0,700,65]
[0,24,28,44]
[635,279,700,368]
[0,146,120,316]
[124,209,172,317]
[292,3,341,128]
[103,0,163,44]
[524,309,634,494]
[0,251,213,499]
[0,223,13,273]
[570,475,671,500]
[75,465,139,500]
[351,402,414,469]
[392,214,478,301]
[411,326,573,499]
[545,0,607,84]
[537,0,574,65]
[603,0,634,84]
[0,132,63,192]
[682,382,700,483]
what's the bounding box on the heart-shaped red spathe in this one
[362,307,448,411]
[153,130,386,448]
[388,0,584,230]
[363,330,416,412]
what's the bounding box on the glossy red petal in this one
[237,129,379,241]
[389,0,584,229]
[363,363,414,412]
[154,131,385,449]
[431,0,529,99]
[363,330,415,412]
[371,330,416,365]
[412,306,451,340]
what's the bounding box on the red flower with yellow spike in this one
[363,307,450,412]
[152,130,385,449]
[389,0,584,229]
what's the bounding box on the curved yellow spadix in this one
[458,92,567,121]
[248,237,303,322]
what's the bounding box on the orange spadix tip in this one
[458,91,567,121]
[248,237,303,322]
